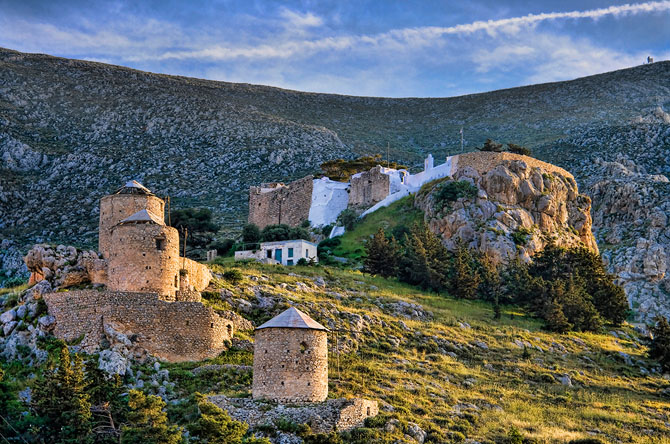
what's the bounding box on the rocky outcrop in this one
[415,155,597,263]
[587,156,670,322]
[24,244,106,288]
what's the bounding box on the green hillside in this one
[2,260,668,443]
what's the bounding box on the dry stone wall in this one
[252,328,328,403]
[348,166,391,208]
[99,194,165,259]
[248,176,314,228]
[209,396,378,434]
[182,257,212,291]
[44,290,235,362]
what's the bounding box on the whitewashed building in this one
[235,239,319,266]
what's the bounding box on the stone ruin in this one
[29,180,248,363]
[210,307,378,433]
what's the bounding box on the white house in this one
[234,239,319,266]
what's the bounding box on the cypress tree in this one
[399,224,448,292]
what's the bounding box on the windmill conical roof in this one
[117,209,165,226]
[114,180,154,195]
[256,307,328,331]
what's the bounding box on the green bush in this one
[650,316,670,371]
[511,227,532,246]
[433,181,478,212]
[223,269,244,284]
[337,209,359,232]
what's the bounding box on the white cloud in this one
[279,8,324,29]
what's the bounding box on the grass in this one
[332,195,424,261]
[193,261,670,444]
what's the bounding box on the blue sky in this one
[0,1,668,97]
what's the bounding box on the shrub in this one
[209,239,235,256]
[433,181,478,212]
[507,143,532,156]
[511,227,532,246]
[479,139,504,152]
[242,224,261,244]
[337,209,359,232]
[297,258,308,266]
[364,228,400,278]
[223,269,244,284]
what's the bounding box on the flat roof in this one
[260,239,318,247]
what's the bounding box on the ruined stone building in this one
[38,181,242,362]
[252,307,329,403]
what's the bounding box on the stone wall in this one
[248,176,313,228]
[99,194,165,259]
[454,152,575,181]
[44,290,236,362]
[252,328,328,403]
[107,224,180,298]
[348,166,391,208]
[209,396,378,434]
[182,257,212,292]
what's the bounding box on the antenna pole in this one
[387,142,390,168]
[460,127,464,153]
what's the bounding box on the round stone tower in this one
[99,181,165,259]
[252,307,329,403]
[107,209,180,299]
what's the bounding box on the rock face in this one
[587,156,670,322]
[23,244,106,288]
[415,155,597,263]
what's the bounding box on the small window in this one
[227,325,232,336]
[155,238,165,250]
[210,323,214,328]
[287,260,293,266]
[175,275,178,287]
[186,320,189,326]
[281,381,284,386]
[266,250,272,258]
[307,382,310,386]
[305,250,309,258]
[288,247,294,257]
[300,341,308,353]
[367,407,371,415]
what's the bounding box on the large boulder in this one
[416,154,597,264]
[24,244,107,289]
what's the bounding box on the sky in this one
[0,1,669,97]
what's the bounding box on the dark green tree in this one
[188,394,270,444]
[543,285,573,333]
[32,345,93,444]
[120,390,182,444]
[170,208,220,256]
[479,139,504,152]
[399,224,449,292]
[364,228,400,278]
[451,245,481,300]
[507,143,531,156]
[650,316,670,372]
[242,224,261,244]
[85,360,128,443]
[258,224,311,242]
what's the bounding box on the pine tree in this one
[650,316,670,372]
[189,394,270,444]
[85,360,127,443]
[399,224,448,292]
[545,298,572,333]
[451,245,480,300]
[121,390,182,444]
[363,228,399,278]
[32,345,93,444]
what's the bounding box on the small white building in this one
[235,239,319,266]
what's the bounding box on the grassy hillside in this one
[331,196,423,262]
[165,262,668,443]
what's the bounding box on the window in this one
[288,247,294,257]
[155,238,165,250]
[266,249,272,258]
[305,249,309,258]
[287,260,293,266]
[300,341,308,353]
[174,275,178,287]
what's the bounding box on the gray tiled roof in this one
[117,209,165,225]
[256,307,328,331]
